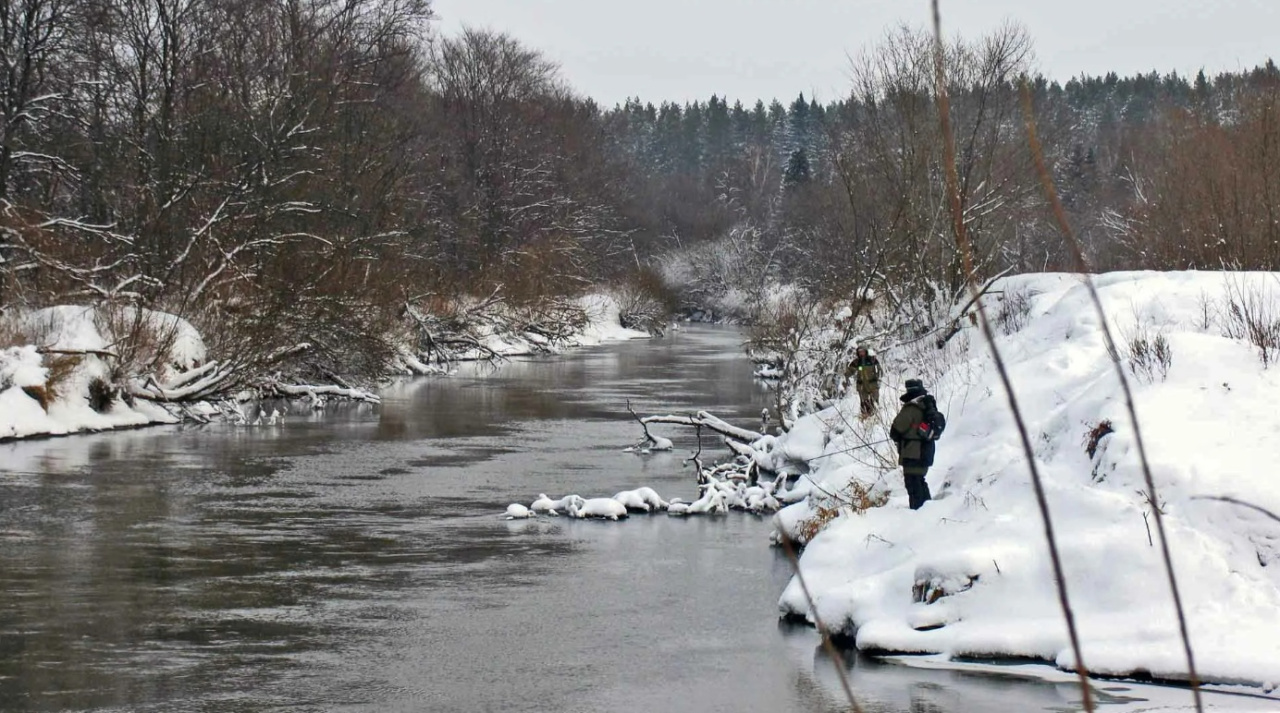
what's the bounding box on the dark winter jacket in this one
[889,392,946,468]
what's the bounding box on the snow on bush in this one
[773,271,1280,688]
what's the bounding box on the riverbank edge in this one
[0,319,653,444]
[781,609,1277,696]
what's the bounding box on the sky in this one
[430,0,1279,107]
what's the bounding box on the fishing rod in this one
[805,438,891,463]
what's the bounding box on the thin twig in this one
[1020,81,1202,712]
[1190,495,1280,525]
[931,2,1095,709]
[806,439,892,463]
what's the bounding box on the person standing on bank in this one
[846,345,881,417]
[889,378,946,510]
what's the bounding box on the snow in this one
[574,293,652,345]
[24,305,206,371]
[773,271,1280,691]
[0,346,46,388]
[1,307,189,441]
[504,503,534,519]
[568,497,629,520]
[451,292,650,362]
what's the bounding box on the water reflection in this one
[2,326,1262,713]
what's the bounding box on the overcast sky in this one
[431,0,1279,107]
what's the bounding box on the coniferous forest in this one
[1,2,1278,386]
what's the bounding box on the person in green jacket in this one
[845,345,881,417]
[889,378,946,510]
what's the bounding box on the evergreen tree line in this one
[607,25,1280,305]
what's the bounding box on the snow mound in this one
[775,271,1280,688]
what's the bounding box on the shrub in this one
[87,376,117,413]
[793,478,889,544]
[611,266,677,333]
[94,304,180,383]
[994,285,1033,335]
[795,501,841,544]
[33,353,80,409]
[1122,322,1173,383]
[1218,276,1280,367]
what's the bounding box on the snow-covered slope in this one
[774,271,1280,690]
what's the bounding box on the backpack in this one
[922,397,946,440]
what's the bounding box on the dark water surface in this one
[0,326,1260,713]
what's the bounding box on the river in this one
[0,326,1260,713]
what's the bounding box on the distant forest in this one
[1,2,1277,377]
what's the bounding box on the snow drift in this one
[773,271,1280,691]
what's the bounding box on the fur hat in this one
[904,378,924,390]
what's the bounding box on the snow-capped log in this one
[262,379,380,404]
[128,360,234,402]
[629,408,810,485]
[612,487,670,512]
[638,410,763,444]
[624,400,674,452]
[567,497,629,520]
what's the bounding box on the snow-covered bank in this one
[771,271,1280,691]
[1,293,651,442]
[393,292,652,373]
[0,306,203,440]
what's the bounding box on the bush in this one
[27,353,80,409]
[94,304,180,383]
[611,266,677,333]
[1218,276,1280,367]
[793,478,889,544]
[1121,321,1173,383]
[87,376,117,413]
[994,285,1033,335]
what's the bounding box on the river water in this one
[0,326,1262,713]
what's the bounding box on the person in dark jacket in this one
[845,345,881,417]
[889,378,946,510]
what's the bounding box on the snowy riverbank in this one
[1,293,650,441]
[0,306,204,441]
[462,293,650,360]
[770,271,1280,692]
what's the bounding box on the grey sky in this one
[430,0,1278,107]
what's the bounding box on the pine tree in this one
[784,147,811,185]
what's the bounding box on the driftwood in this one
[130,361,235,402]
[403,301,503,363]
[640,410,763,444]
[265,380,380,404]
[625,400,673,451]
[631,406,772,484]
